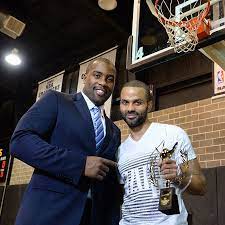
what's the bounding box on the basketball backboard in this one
[126,0,225,72]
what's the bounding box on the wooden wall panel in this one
[217,166,225,225]
[0,186,4,209]
[183,168,218,225]
[0,184,27,225]
[157,80,212,110]
[139,51,212,88]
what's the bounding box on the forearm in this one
[176,162,207,195]
[184,173,206,195]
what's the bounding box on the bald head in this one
[86,57,116,75]
[82,57,116,106]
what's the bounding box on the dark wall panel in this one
[0,100,15,141]
[217,166,225,225]
[0,186,4,208]
[139,51,212,88]
[183,168,218,225]
[0,184,27,225]
[157,80,212,110]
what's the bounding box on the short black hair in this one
[122,80,152,101]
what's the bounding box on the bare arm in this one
[179,158,206,195]
[161,158,206,195]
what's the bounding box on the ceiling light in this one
[98,0,117,11]
[5,48,22,66]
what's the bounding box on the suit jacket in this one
[10,90,121,225]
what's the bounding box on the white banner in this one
[77,46,117,117]
[214,62,225,95]
[36,70,64,101]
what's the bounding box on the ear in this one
[82,73,87,83]
[147,100,153,113]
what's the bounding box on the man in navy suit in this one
[10,58,121,225]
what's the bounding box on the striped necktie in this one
[92,107,104,150]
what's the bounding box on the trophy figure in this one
[148,141,191,215]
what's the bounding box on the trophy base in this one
[158,187,180,215]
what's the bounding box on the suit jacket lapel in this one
[72,93,96,152]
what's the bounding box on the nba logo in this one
[217,70,224,85]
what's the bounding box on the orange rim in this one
[154,0,210,29]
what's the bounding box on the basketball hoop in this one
[154,0,211,53]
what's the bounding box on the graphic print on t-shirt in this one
[119,150,165,224]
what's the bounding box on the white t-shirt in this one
[117,122,196,225]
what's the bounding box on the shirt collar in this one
[81,92,104,113]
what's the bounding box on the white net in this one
[154,0,210,53]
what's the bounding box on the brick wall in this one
[10,159,33,185]
[10,95,225,185]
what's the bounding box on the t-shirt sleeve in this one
[176,126,196,163]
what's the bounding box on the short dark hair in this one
[122,80,152,101]
[86,57,116,74]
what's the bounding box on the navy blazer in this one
[10,90,121,225]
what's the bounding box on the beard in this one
[121,110,148,128]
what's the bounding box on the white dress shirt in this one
[81,92,106,137]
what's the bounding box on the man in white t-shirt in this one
[117,80,206,225]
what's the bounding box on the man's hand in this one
[84,156,117,181]
[160,159,177,181]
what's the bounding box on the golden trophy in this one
[148,141,190,215]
